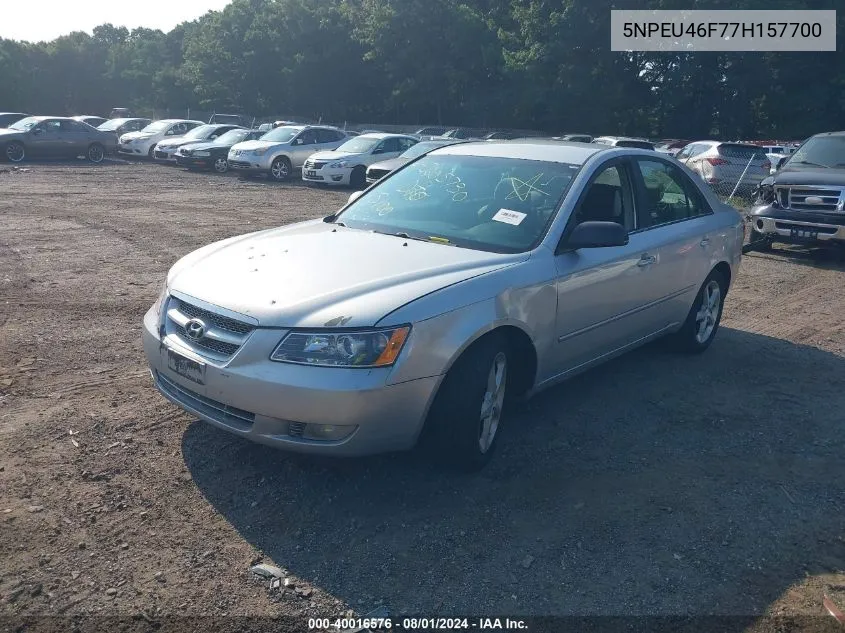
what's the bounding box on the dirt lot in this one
[1,161,844,633]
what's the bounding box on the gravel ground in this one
[1,161,844,633]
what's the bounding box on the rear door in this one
[628,156,717,327]
[315,128,345,151]
[60,120,91,157]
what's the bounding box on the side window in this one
[675,145,692,159]
[43,120,62,133]
[688,143,709,158]
[635,159,708,229]
[399,137,417,152]
[378,138,402,153]
[572,164,636,231]
[315,129,338,144]
[297,129,318,145]
[60,120,84,133]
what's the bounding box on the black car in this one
[0,112,29,128]
[175,128,266,173]
[748,131,845,251]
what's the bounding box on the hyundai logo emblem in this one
[184,318,207,340]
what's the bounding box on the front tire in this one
[421,334,510,471]
[350,165,366,189]
[213,157,229,173]
[269,156,291,181]
[667,270,727,353]
[5,142,25,163]
[147,146,155,160]
[87,143,105,163]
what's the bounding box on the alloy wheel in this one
[695,280,721,344]
[478,351,507,454]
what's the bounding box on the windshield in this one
[335,137,380,153]
[215,129,251,144]
[784,136,845,169]
[259,126,301,142]
[140,120,172,133]
[337,154,581,253]
[10,117,39,131]
[98,119,127,131]
[181,125,217,140]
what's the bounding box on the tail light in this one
[706,157,729,166]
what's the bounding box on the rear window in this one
[617,140,654,150]
[717,144,767,160]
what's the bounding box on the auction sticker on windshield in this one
[492,209,527,225]
[167,349,206,385]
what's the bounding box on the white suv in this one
[118,119,204,159]
[302,133,419,187]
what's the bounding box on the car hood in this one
[0,128,22,137]
[121,131,155,141]
[368,157,409,172]
[168,220,524,328]
[230,140,284,152]
[309,150,364,162]
[771,166,845,187]
[179,139,232,152]
[156,137,194,149]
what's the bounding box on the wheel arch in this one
[712,260,732,291]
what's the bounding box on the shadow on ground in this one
[183,327,845,620]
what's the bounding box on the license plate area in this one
[167,348,206,385]
[790,227,819,240]
[305,170,316,177]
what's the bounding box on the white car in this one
[118,119,204,159]
[302,133,419,187]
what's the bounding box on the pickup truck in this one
[747,131,845,251]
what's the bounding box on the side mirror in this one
[777,156,788,169]
[348,191,364,205]
[563,221,629,250]
[292,138,302,146]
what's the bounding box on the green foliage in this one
[1,0,843,135]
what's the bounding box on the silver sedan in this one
[142,141,743,470]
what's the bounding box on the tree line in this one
[1,0,842,139]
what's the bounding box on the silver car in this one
[674,141,771,194]
[142,141,743,470]
[227,125,348,181]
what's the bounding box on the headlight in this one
[270,326,410,367]
[329,160,351,168]
[153,281,168,317]
[250,148,269,156]
[193,150,210,157]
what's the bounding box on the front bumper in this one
[142,305,439,456]
[303,165,352,185]
[176,154,212,169]
[749,205,845,243]
[154,147,179,162]
[227,152,271,173]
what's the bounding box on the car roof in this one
[596,135,651,143]
[0,112,28,116]
[354,132,416,140]
[429,139,606,164]
[154,119,204,124]
[809,130,845,137]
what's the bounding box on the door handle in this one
[637,254,656,267]
[700,237,710,247]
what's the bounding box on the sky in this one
[2,0,234,43]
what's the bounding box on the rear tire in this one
[87,143,105,163]
[5,141,25,163]
[420,334,509,472]
[350,165,366,189]
[667,270,727,354]
[269,156,291,181]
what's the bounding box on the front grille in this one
[157,372,255,431]
[175,299,253,334]
[776,186,845,212]
[155,151,170,159]
[288,422,306,437]
[164,297,255,361]
[229,160,251,169]
[367,168,390,181]
[303,160,328,170]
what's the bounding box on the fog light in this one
[303,424,357,441]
